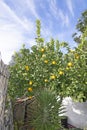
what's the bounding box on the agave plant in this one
[29,89,65,130]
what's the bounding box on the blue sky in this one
[0,0,87,64]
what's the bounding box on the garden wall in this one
[0,59,14,130]
[63,97,87,129]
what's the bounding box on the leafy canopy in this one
[8,19,87,102]
[73,10,87,43]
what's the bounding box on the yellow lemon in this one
[44,60,48,63]
[66,67,69,70]
[75,53,79,59]
[76,56,79,59]
[50,75,56,80]
[28,96,32,99]
[25,66,29,71]
[59,71,64,75]
[67,62,73,67]
[44,79,48,82]
[52,61,56,65]
[42,54,46,58]
[28,87,33,92]
[29,81,33,85]
[41,48,45,52]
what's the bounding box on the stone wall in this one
[0,60,14,130]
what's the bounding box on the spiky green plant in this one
[30,89,65,130]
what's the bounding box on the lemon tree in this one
[8,20,87,102]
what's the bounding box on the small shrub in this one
[30,89,65,130]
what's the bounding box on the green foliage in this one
[36,19,41,38]
[77,10,87,33]
[8,20,87,102]
[72,10,87,43]
[8,45,31,99]
[36,19,44,45]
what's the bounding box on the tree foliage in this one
[8,19,87,102]
[72,10,87,43]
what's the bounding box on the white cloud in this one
[58,9,70,27]
[0,22,24,64]
[14,0,40,19]
[50,0,58,16]
[49,0,70,27]
[42,28,52,41]
[26,0,40,19]
[0,1,35,64]
[0,1,34,32]
[0,0,76,64]
[66,0,74,17]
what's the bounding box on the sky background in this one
[0,0,87,64]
